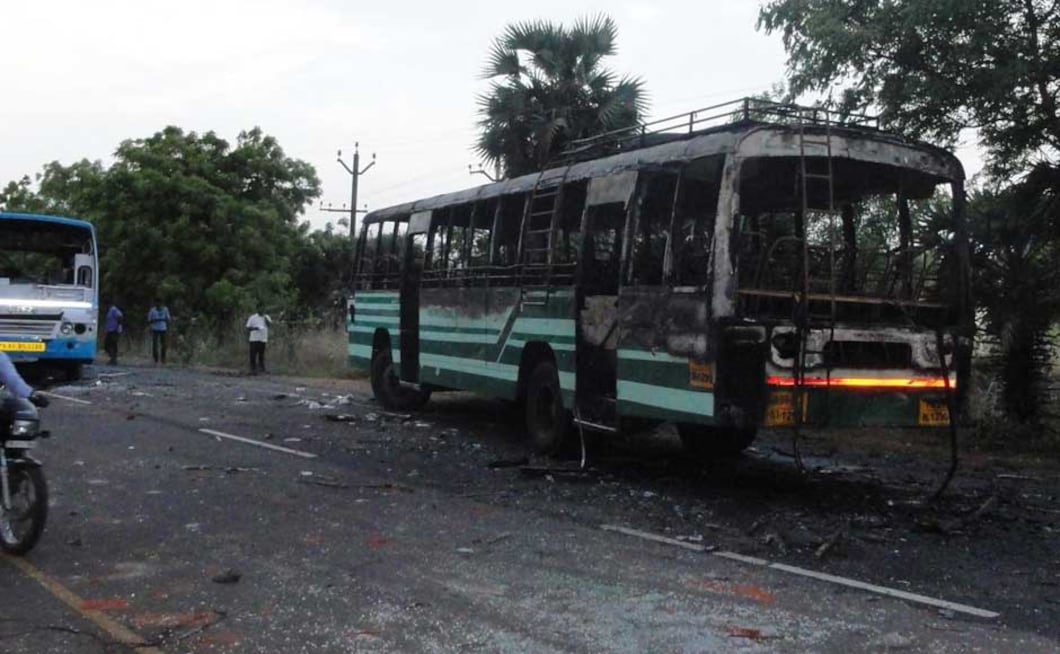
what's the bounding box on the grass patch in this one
[114,321,365,379]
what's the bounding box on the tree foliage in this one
[0,126,354,338]
[758,0,1060,172]
[968,167,1060,419]
[475,14,648,177]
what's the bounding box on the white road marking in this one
[199,428,317,459]
[601,524,711,552]
[603,524,1000,620]
[39,391,92,405]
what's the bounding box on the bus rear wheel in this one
[370,349,430,411]
[524,361,571,455]
[676,424,756,459]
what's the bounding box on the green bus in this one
[348,99,971,456]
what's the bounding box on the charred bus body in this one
[349,99,971,456]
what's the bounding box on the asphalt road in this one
[1,364,1057,653]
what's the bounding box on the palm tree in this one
[475,15,648,178]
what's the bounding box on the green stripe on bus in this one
[358,315,400,325]
[617,380,714,416]
[420,353,518,382]
[354,293,399,304]
[512,317,575,336]
[350,343,400,364]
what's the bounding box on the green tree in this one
[968,168,1060,420]
[757,0,1059,172]
[475,14,648,177]
[291,222,355,327]
[758,0,1060,422]
[1,127,326,341]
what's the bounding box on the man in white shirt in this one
[245,308,273,374]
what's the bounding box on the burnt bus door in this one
[575,171,638,424]
[400,211,430,382]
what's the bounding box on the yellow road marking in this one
[2,553,165,653]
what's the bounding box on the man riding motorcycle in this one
[0,350,51,554]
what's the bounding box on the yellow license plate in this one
[765,391,809,427]
[918,399,950,426]
[766,391,792,426]
[688,361,714,389]
[0,341,45,352]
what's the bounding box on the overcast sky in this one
[5,0,980,231]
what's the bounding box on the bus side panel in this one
[615,288,717,425]
[413,285,577,404]
[498,288,577,408]
[348,291,401,371]
[417,286,499,396]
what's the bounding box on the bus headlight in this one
[60,322,74,335]
[771,331,798,359]
[11,419,39,437]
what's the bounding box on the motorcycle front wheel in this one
[0,465,48,555]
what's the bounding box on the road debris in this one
[763,531,789,555]
[815,527,847,559]
[487,456,530,469]
[211,569,242,584]
[299,477,349,490]
[324,413,357,422]
[519,465,596,481]
[726,625,768,641]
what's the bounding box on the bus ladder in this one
[518,168,569,306]
[792,119,841,472]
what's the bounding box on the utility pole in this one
[320,143,376,244]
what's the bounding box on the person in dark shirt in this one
[103,299,124,365]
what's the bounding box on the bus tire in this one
[370,349,430,411]
[525,361,570,455]
[676,424,756,459]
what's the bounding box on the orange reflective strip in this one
[767,376,954,389]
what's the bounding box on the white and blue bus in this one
[0,212,99,379]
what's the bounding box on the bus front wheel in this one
[524,361,571,455]
[676,424,756,459]
[370,349,430,411]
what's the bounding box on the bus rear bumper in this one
[764,386,952,428]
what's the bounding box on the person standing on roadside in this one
[245,307,272,374]
[103,299,123,365]
[147,300,171,365]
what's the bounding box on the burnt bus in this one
[349,99,970,456]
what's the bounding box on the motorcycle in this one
[0,393,50,555]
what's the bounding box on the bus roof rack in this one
[557,97,880,165]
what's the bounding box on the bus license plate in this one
[918,399,950,426]
[0,342,45,352]
[766,392,795,427]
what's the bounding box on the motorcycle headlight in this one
[60,322,74,335]
[11,419,39,437]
